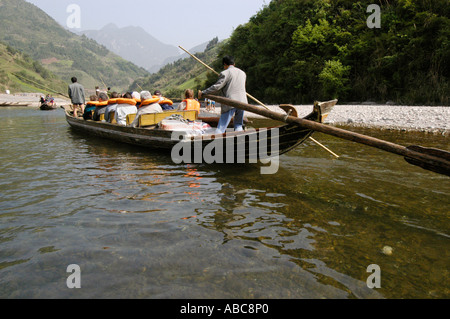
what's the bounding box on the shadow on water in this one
[0,108,448,298]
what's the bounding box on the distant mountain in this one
[130,38,223,99]
[160,40,211,67]
[81,24,181,73]
[0,0,150,92]
[81,24,215,73]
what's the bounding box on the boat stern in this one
[314,99,338,123]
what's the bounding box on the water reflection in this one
[0,108,448,299]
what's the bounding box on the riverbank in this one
[206,103,449,135]
[0,93,70,107]
[325,104,449,135]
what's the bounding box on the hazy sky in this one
[26,0,269,49]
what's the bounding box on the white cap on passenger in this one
[140,91,152,100]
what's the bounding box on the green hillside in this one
[0,0,149,92]
[0,42,67,95]
[218,0,449,105]
[130,38,223,99]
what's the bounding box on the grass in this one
[179,71,209,91]
[0,42,68,95]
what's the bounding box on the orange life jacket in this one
[159,98,173,106]
[183,99,200,112]
[96,101,109,107]
[116,98,137,106]
[107,98,118,105]
[140,97,161,108]
[86,101,100,107]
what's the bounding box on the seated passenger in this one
[154,90,174,110]
[115,92,138,126]
[83,95,99,120]
[104,92,120,123]
[93,93,109,121]
[177,89,200,113]
[132,91,141,108]
[129,91,163,128]
[46,94,55,106]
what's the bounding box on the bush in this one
[318,60,350,99]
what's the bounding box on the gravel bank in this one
[324,104,449,134]
[204,103,449,135]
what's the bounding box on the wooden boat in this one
[63,100,336,163]
[195,115,251,128]
[40,102,58,111]
[0,102,30,107]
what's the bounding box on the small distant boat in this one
[39,102,58,111]
[39,95,58,111]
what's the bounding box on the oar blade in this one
[405,146,450,177]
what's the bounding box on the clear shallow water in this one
[0,107,448,299]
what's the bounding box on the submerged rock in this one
[381,246,394,256]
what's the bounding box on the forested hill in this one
[215,0,449,105]
[0,0,149,92]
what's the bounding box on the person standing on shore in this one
[199,56,247,133]
[68,77,85,118]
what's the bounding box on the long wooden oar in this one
[203,94,450,177]
[12,72,70,98]
[179,45,339,158]
[178,45,266,110]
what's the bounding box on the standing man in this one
[199,56,247,133]
[68,77,85,118]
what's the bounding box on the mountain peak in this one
[102,23,119,30]
[81,25,182,73]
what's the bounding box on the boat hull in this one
[64,102,334,163]
[40,104,58,111]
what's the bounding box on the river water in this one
[0,107,448,299]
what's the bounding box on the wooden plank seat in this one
[126,113,136,126]
[137,110,198,128]
[110,111,117,124]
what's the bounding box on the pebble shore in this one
[1,93,448,135]
[221,103,450,135]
